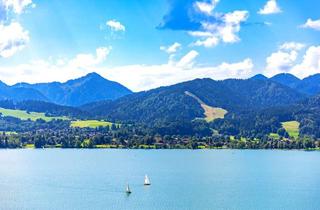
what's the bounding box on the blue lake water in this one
[0,149,320,210]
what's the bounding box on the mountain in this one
[250,73,320,96]
[0,82,48,102]
[250,74,268,81]
[12,73,132,106]
[270,73,301,88]
[295,74,320,95]
[82,78,306,124]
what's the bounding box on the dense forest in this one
[0,113,318,150]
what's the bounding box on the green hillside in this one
[82,78,305,124]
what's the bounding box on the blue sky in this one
[0,0,320,91]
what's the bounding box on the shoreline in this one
[1,147,319,151]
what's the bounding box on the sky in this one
[0,0,320,91]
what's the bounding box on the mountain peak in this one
[271,73,300,80]
[250,74,268,81]
[270,73,301,88]
[303,73,320,81]
[84,72,102,79]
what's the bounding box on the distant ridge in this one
[250,73,320,96]
[2,72,320,107]
[270,73,301,88]
[250,74,268,81]
[10,73,133,106]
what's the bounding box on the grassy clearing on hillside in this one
[185,91,227,122]
[70,120,115,128]
[201,104,227,122]
[282,121,300,138]
[269,133,280,140]
[0,108,68,122]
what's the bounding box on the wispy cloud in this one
[106,19,126,31]
[279,42,305,51]
[69,47,112,70]
[0,47,112,85]
[0,47,253,91]
[194,0,219,15]
[300,18,320,31]
[0,22,29,58]
[0,0,35,58]
[160,42,181,54]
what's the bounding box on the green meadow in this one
[0,108,68,122]
[282,121,300,138]
[70,120,115,128]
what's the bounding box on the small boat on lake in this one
[126,184,131,194]
[144,175,151,185]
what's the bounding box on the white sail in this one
[144,175,151,185]
[126,184,131,193]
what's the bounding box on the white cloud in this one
[160,42,181,54]
[103,58,253,91]
[258,0,282,15]
[265,43,320,78]
[220,10,249,43]
[264,42,307,76]
[194,0,219,15]
[265,50,298,76]
[0,22,29,58]
[217,58,253,78]
[291,46,320,78]
[0,47,112,85]
[280,42,305,51]
[188,31,213,37]
[69,47,112,69]
[0,47,253,91]
[190,10,249,48]
[106,20,125,31]
[2,0,35,14]
[176,50,199,68]
[301,18,320,31]
[192,36,219,48]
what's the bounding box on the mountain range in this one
[81,77,306,124]
[1,72,320,125]
[252,73,320,95]
[1,72,320,137]
[0,73,132,106]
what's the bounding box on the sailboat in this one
[126,184,131,194]
[144,175,151,185]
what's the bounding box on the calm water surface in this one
[0,149,319,210]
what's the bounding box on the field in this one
[0,108,68,122]
[185,91,228,122]
[201,104,228,122]
[269,133,280,140]
[70,120,115,128]
[282,121,300,138]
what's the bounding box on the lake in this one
[0,149,319,210]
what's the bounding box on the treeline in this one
[0,122,319,150]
